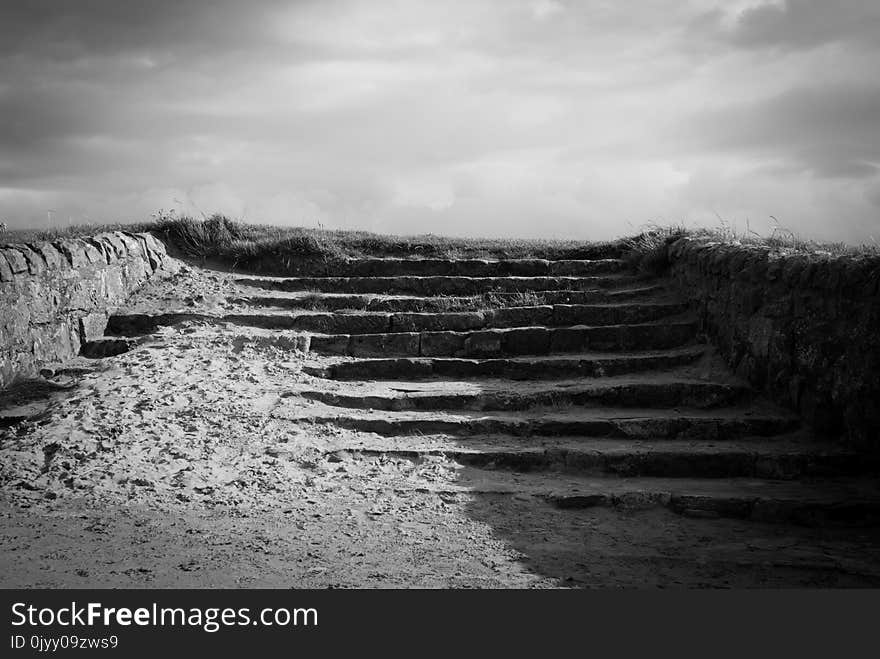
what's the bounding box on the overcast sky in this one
[1,0,879,242]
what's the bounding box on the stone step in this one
[105,302,689,337]
[236,274,634,295]
[311,435,876,480]
[106,312,210,336]
[433,470,880,526]
[306,347,708,380]
[307,320,699,357]
[305,257,628,277]
[235,284,666,312]
[79,338,138,358]
[277,405,800,440]
[296,377,752,411]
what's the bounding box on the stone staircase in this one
[108,255,880,527]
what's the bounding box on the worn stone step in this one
[389,302,687,332]
[236,274,634,295]
[106,302,689,337]
[80,337,138,358]
[312,436,876,480]
[235,284,666,312]
[106,312,211,335]
[307,320,698,357]
[296,377,752,411]
[278,405,799,440]
[306,347,708,380]
[307,257,628,277]
[434,470,880,526]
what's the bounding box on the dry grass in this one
[623,220,880,275]
[149,213,625,264]
[3,212,876,275]
[622,226,690,275]
[1,211,624,264]
[0,221,158,245]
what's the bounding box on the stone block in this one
[79,313,108,341]
[307,333,351,355]
[502,327,550,355]
[54,240,90,267]
[103,267,126,302]
[0,252,13,281]
[30,242,66,270]
[393,312,482,333]
[420,331,465,356]
[462,330,503,357]
[85,238,112,264]
[106,232,129,258]
[2,248,28,274]
[14,246,46,275]
[341,314,392,334]
[549,327,586,353]
[349,332,419,357]
[135,233,167,269]
[117,233,143,257]
[491,306,552,328]
[141,232,167,256]
[80,241,105,265]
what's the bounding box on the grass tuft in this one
[622,226,689,275]
[0,221,157,245]
[620,218,880,276]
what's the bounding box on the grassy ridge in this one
[0,214,623,264]
[2,214,876,275]
[150,215,626,263]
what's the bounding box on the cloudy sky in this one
[1,0,879,242]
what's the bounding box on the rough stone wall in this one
[0,232,168,388]
[667,237,880,452]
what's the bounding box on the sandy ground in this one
[2,262,880,588]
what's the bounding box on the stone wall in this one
[666,237,880,452]
[0,232,168,388]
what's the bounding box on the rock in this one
[0,252,13,281]
[327,450,351,463]
[502,327,550,355]
[349,332,419,357]
[15,246,46,275]
[462,330,502,356]
[295,334,311,353]
[2,248,28,274]
[79,313,108,342]
[265,444,295,458]
[420,331,464,356]
[30,243,66,270]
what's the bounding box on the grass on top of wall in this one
[2,213,877,273]
[622,221,880,276]
[0,221,158,245]
[1,214,624,262]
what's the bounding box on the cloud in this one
[678,82,880,179]
[694,0,880,52]
[0,1,291,60]
[0,0,878,242]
